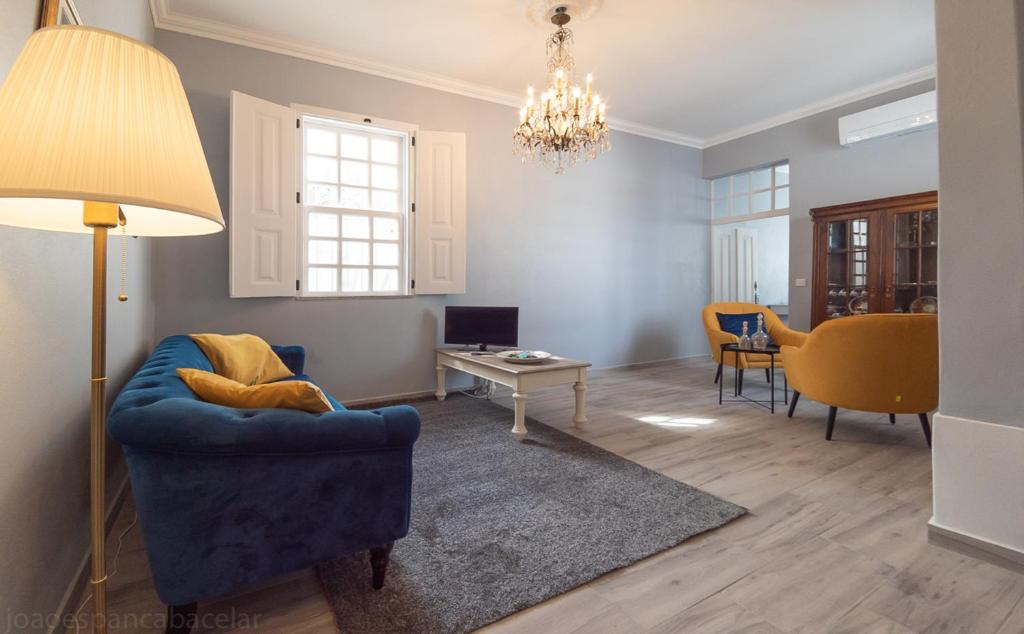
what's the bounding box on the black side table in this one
[718,343,788,413]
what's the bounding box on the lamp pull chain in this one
[117,209,128,302]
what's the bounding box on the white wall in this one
[151,31,710,402]
[702,81,938,331]
[0,0,155,627]
[930,0,1024,557]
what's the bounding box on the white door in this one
[712,226,758,302]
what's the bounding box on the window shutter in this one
[413,131,466,294]
[229,91,297,297]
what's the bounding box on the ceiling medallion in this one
[513,6,610,174]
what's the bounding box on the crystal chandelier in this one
[513,6,610,173]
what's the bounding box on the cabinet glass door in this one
[890,210,938,313]
[824,217,870,320]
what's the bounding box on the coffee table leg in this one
[435,365,447,401]
[573,370,587,427]
[512,391,528,439]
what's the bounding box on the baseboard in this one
[931,412,1024,566]
[600,352,706,371]
[344,353,707,408]
[928,519,1024,569]
[49,469,132,634]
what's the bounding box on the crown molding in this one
[701,65,937,149]
[151,0,936,151]
[149,0,702,148]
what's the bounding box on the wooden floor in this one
[83,358,1024,633]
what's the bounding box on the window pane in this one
[372,137,399,164]
[372,190,398,212]
[341,241,369,265]
[732,194,750,215]
[307,156,337,183]
[774,186,790,209]
[307,183,337,206]
[340,160,369,186]
[308,212,338,237]
[308,267,337,293]
[339,186,370,209]
[751,190,771,213]
[774,164,790,186]
[713,197,730,219]
[306,128,337,155]
[373,268,399,292]
[341,268,369,292]
[373,217,400,240]
[341,215,370,239]
[752,168,771,191]
[731,173,750,194]
[308,239,338,265]
[372,164,398,190]
[712,177,729,199]
[373,242,399,266]
[340,134,368,159]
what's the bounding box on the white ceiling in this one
[153,0,937,148]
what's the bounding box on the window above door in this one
[710,162,789,224]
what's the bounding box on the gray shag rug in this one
[316,395,745,633]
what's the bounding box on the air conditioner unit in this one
[838,90,936,147]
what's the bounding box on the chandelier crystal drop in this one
[513,6,610,174]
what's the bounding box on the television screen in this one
[444,306,519,349]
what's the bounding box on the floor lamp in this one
[0,27,224,633]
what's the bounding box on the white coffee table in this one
[435,348,591,439]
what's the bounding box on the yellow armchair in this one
[703,303,808,388]
[782,314,937,445]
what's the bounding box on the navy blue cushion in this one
[716,312,772,344]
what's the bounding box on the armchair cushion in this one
[715,312,772,344]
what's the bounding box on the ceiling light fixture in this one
[514,6,610,173]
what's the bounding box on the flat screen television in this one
[444,306,519,350]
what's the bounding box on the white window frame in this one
[710,162,790,226]
[294,103,418,298]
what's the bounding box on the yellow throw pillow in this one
[189,333,294,386]
[177,368,334,414]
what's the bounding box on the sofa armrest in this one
[108,399,420,455]
[271,345,305,375]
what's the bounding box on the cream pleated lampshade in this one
[0,26,223,236]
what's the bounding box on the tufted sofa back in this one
[108,335,211,418]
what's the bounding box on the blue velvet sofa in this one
[108,335,420,629]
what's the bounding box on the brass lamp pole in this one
[0,28,225,633]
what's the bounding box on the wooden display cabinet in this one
[810,191,938,328]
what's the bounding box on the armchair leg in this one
[787,390,800,418]
[369,542,395,590]
[166,602,197,634]
[889,413,896,425]
[714,363,722,385]
[918,413,932,448]
[825,406,838,440]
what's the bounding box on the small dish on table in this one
[496,350,553,365]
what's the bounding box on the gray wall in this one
[935,0,1024,425]
[0,0,155,627]
[151,31,709,402]
[702,81,939,331]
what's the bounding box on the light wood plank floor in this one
[78,358,1024,633]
